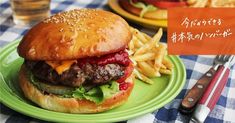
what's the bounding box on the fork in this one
[213,55,232,70]
[179,55,231,114]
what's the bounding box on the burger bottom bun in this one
[19,65,134,113]
[119,0,167,20]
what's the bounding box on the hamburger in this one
[119,0,188,20]
[17,9,134,113]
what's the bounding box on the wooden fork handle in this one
[179,67,216,114]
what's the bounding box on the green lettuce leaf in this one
[100,81,119,99]
[71,81,119,104]
[83,87,103,103]
[130,0,146,8]
[129,0,157,18]
[72,87,86,99]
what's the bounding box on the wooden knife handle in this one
[179,67,216,114]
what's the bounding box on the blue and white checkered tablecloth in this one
[0,0,235,123]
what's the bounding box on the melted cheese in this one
[46,60,77,74]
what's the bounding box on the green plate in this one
[0,40,186,123]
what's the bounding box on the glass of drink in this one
[10,0,51,26]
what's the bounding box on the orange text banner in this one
[168,8,235,55]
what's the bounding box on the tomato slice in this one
[142,0,188,9]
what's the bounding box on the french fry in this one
[134,39,155,55]
[128,37,135,51]
[188,0,235,7]
[131,28,149,43]
[129,57,137,66]
[134,28,163,55]
[127,50,134,56]
[132,36,144,48]
[152,28,163,47]
[132,53,155,61]
[160,64,167,69]
[138,73,154,84]
[146,60,155,68]
[134,69,154,84]
[187,0,197,5]
[210,0,235,7]
[190,0,208,7]
[154,43,166,71]
[133,68,143,79]
[138,61,159,77]
[142,33,151,41]
[162,57,174,70]
[159,68,172,75]
[134,45,149,56]
[128,27,173,84]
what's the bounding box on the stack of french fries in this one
[188,0,235,7]
[128,27,173,84]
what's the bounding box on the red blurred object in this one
[119,82,130,90]
[143,0,187,9]
[132,0,188,9]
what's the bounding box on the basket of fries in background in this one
[128,27,173,84]
[188,0,235,7]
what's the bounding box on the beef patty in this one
[25,60,125,87]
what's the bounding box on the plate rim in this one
[0,40,185,123]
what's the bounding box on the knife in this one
[179,56,222,114]
[179,68,216,114]
[190,55,235,123]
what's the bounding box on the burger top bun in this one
[18,9,132,60]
